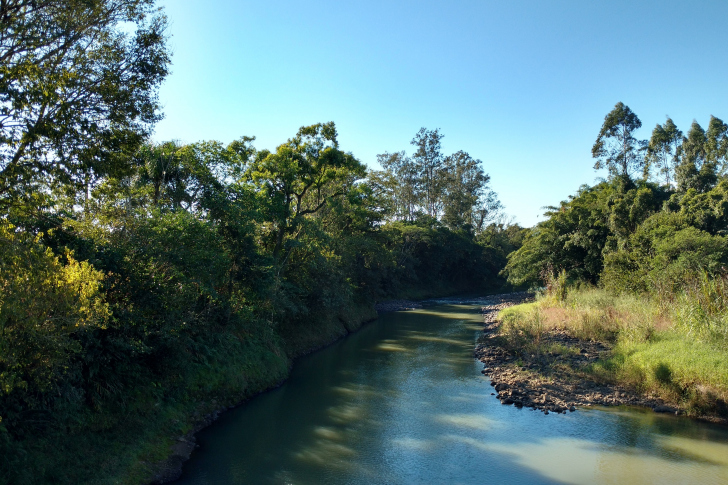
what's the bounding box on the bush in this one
[0,222,109,433]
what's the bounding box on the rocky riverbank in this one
[475,294,683,416]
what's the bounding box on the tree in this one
[706,115,728,176]
[247,122,365,262]
[440,150,500,231]
[411,127,445,217]
[0,0,170,209]
[592,102,644,181]
[375,151,419,221]
[676,121,716,192]
[644,117,682,186]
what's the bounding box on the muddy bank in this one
[475,294,684,417]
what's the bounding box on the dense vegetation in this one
[502,102,728,417]
[0,2,522,483]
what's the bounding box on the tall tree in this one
[440,150,497,230]
[0,0,170,209]
[247,122,365,263]
[644,117,682,186]
[705,116,728,176]
[411,127,445,217]
[676,121,716,192]
[376,151,419,221]
[592,102,644,181]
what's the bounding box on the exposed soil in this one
[475,294,682,416]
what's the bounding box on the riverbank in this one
[151,291,516,483]
[147,302,379,484]
[476,290,728,423]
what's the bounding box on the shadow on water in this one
[176,304,728,485]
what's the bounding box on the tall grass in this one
[498,273,728,417]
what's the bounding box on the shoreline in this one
[149,309,380,484]
[475,294,727,423]
[150,294,449,483]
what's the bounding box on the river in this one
[176,301,728,484]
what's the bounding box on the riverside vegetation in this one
[3,2,728,484]
[0,2,524,483]
[498,102,728,421]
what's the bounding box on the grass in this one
[498,280,728,418]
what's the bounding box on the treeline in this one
[505,101,728,293]
[0,2,522,483]
[371,128,502,231]
[500,103,728,417]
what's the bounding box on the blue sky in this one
[154,0,728,227]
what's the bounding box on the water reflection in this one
[177,303,728,485]
[481,436,728,484]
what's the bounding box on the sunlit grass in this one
[499,285,728,417]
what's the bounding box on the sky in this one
[153,0,728,227]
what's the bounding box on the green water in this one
[176,302,728,484]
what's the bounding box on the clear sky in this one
[153,0,728,227]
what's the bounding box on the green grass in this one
[596,332,728,413]
[498,285,728,418]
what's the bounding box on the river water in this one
[177,302,728,484]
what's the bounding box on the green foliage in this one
[0,0,171,210]
[676,121,717,192]
[645,117,682,186]
[592,102,644,180]
[501,286,728,416]
[247,122,366,261]
[0,103,514,482]
[667,178,728,234]
[373,128,502,229]
[504,181,620,286]
[0,223,109,431]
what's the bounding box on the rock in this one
[569,406,576,412]
[544,409,549,415]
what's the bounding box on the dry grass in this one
[498,283,728,418]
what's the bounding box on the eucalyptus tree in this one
[411,127,445,217]
[472,189,503,232]
[375,151,419,221]
[440,150,497,230]
[0,0,170,210]
[592,102,644,182]
[676,121,716,192]
[705,116,728,176]
[644,117,682,187]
